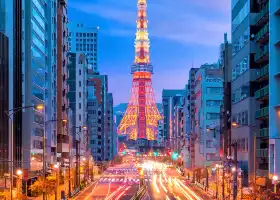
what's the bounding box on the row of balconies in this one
[255,45,269,63]
[255,85,268,100]
[258,128,269,138]
[255,3,269,26]
[255,64,268,80]
[256,23,269,43]
[256,106,269,119]
[256,148,268,158]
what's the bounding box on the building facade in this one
[231,0,261,185]
[67,52,88,156]
[194,64,223,168]
[107,93,115,160]
[68,23,99,72]
[269,0,280,181]
[0,0,5,32]
[187,68,199,169]
[219,33,232,159]
[21,0,50,172]
[162,89,185,149]
[0,33,9,176]
[56,0,70,168]
[88,71,109,162]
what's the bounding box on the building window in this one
[206,87,223,95]
[206,113,220,120]
[79,114,81,121]
[79,103,81,109]
[79,81,81,87]
[79,92,81,98]
[206,140,215,148]
[206,100,223,107]
[79,69,81,75]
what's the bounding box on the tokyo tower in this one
[117,0,161,141]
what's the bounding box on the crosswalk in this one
[98,177,153,183]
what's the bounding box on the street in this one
[74,156,213,200]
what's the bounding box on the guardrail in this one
[130,185,147,200]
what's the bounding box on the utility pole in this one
[222,165,225,199]
[232,141,238,200]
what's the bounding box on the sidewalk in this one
[28,176,101,200]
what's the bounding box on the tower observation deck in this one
[117,0,161,140]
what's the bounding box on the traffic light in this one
[172,152,179,160]
[153,151,158,156]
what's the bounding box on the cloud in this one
[70,0,230,46]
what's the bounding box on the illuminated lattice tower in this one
[117,0,161,140]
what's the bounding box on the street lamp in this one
[5,104,44,200]
[16,169,23,176]
[273,175,280,193]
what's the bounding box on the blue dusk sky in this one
[68,0,231,104]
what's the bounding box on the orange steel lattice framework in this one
[117,0,161,140]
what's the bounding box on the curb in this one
[71,180,98,199]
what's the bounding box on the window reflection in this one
[232,83,250,104]
[232,28,249,57]
[232,56,249,80]
[232,1,249,32]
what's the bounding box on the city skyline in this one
[68,0,231,104]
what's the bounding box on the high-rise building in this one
[269,0,280,181]
[46,0,59,166]
[0,32,9,176]
[173,104,185,152]
[68,23,99,72]
[0,0,5,32]
[56,0,70,167]
[219,33,232,159]
[187,68,198,169]
[231,0,260,185]
[87,71,109,162]
[183,84,191,168]
[162,89,185,148]
[253,0,270,183]
[67,52,88,156]
[193,64,223,167]
[21,0,51,173]
[67,52,88,192]
[107,93,115,160]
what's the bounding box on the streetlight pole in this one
[5,104,44,200]
[232,141,238,200]
[42,119,67,200]
[215,165,219,199]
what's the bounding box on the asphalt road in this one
[74,161,140,200]
[74,157,213,200]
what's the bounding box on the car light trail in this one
[115,186,131,200]
[105,181,112,199]
[173,179,194,200]
[105,185,125,200]
[177,180,203,200]
[163,172,168,183]
[153,174,160,193]
[159,174,168,192]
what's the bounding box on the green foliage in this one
[29,175,57,197]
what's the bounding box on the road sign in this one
[23,169,28,181]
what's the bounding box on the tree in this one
[30,175,57,197]
[0,190,27,200]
